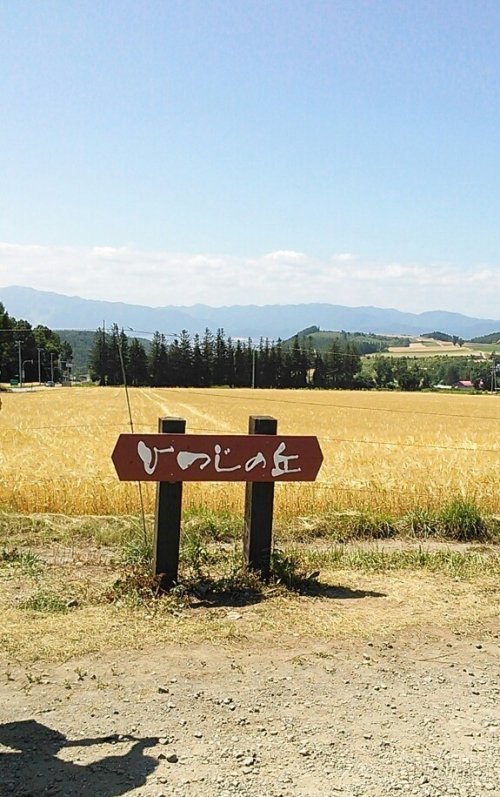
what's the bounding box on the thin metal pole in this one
[37,348,43,384]
[17,341,22,388]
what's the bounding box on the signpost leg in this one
[153,417,186,590]
[243,416,277,581]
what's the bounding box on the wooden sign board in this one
[112,433,323,482]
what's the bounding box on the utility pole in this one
[16,340,22,388]
[102,319,106,386]
[50,352,57,383]
[37,348,44,385]
[491,356,498,393]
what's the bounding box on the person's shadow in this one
[0,720,159,796]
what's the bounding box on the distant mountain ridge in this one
[1,285,500,340]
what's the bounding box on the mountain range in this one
[1,285,499,340]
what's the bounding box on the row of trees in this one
[369,354,496,390]
[0,303,73,384]
[88,325,364,389]
[88,324,497,391]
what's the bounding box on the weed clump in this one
[269,549,320,590]
[121,536,153,567]
[438,498,489,542]
[404,508,439,538]
[350,511,398,539]
[183,509,241,542]
[20,591,69,614]
[1,547,43,574]
[181,530,211,580]
[105,567,162,607]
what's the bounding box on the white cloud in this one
[263,250,309,264]
[0,241,499,318]
[332,252,359,262]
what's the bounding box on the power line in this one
[1,420,499,454]
[185,426,500,454]
[2,475,491,504]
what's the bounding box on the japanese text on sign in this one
[137,439,300,478]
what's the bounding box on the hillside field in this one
[386,338,494,358]
[0,386,498,518]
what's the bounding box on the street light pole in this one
[37,348,44,385]
[16,341,22,388]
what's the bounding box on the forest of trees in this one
[88,325,364,389]
[421,331,465,346]
[0,302,73,384]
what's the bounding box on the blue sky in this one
[1,0,499,316]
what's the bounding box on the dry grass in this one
[0,386,498,518]
[1,534,498,663]
[3,575,497,664]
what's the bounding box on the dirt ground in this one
[1,620,498,797]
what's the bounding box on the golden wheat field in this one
[0,386,498,517]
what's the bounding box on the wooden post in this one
[243,416,277,580]
[153,417,186,590]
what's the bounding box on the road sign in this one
[112,433,323,482]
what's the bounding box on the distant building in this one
[453,380,474,389]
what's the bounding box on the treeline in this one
[88,324,498,391]
[0,302,73,384]
[368,355,495,390]
[470,331,500,344]
[421,331,465,345]
[88,325,364,388]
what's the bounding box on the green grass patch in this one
[302,546,499,580]
[0,498,496,568]
[0,547,43,575]
[20,590,70,614]
[0,511,149,547]
[183,508,242,542]
[278,504,497,544]
[120,535,153,567]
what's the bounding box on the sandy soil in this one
[1,623,498,797]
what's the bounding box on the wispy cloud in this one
[263,250,310,264]
[332,252,359,263]
[0,242,499,318]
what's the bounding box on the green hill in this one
[57,330,151,377]
[284,328,411,355]
[56,330,95,376]
[469,332,500,344]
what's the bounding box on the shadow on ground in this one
[301,583,387,599]
[0,720,158,797]
[188,578,386,607]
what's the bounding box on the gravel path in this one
[1,625,499,797]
